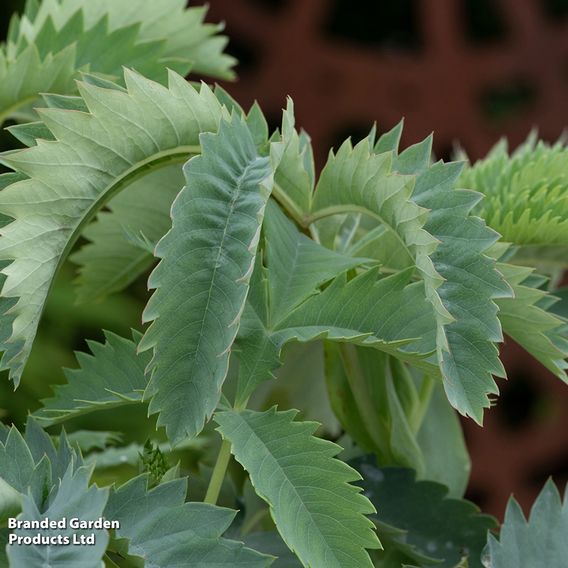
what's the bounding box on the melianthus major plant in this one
[1,1,568,567]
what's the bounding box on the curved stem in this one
[204,438,232,505]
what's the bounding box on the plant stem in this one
[410,375,436,433]
[204,438,232,505]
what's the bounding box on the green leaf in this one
[325,344,425,475]
[105,474,272,567]
[416,384,471,498]
[0,426,50,506]
[352,457,495,568]
[485,479,568,568]
[0,422,119,565]
[496,262,568,381]
[7,464,109,568]
[311,137,451,354]
[138,116,273,442]
[0,69,224,385]
[386,130,512,423]
[0,0,235,123]
[34,330,150,425]
[215,407,381,568]
[64,430,122,453]
[250,341,340,437]
[271,99,314,220]
[71,165,184,303]
[235,202,437,404]
[0,477,21,526]
[264,200,372,326]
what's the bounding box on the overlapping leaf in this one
[0,0,234,124]
[71,165,184,303]
[0,419,90,561]
[105,475,271,567]
[139,116,273,442]
[235,203,437,404]
[69,97,267,304]
[484,479,568,568]
[311,136,449,326]
[352,457,495,568]
[270,99,314,220]
[1,420,271,565]
[325,344,426,475]
[216,407,380,568]
[370,123,512,422]
[35,330,149,425]
[7,465,110,568]
[0,69,224,385]
[496,263,568,381]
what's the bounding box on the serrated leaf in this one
[250,341,340,437]
[34,330,150,425]
[216,407,380,568]
[0,477,21,526]
[138,116,273,442]
[0,0,235,123]
[235,201,437,404]
[352,457,496,568]
[311,137,451,351]
[0,421,108,565]
[484,479,568,568]
[264,200,372,325]
[0,426,50,506]
[7,464,109,568]
[496,262,568,381]
[271,99,314,219]
[386,130,512,423]
[0,69,224,385]
[105,474,272,567]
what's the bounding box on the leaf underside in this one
[0,68,224,386]
[139,116,273,442]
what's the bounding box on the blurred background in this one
[2,0,568,520]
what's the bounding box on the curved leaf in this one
[0,69,224,385]
[311,137,451,351]
[139,116,273,442]
[496,262,568,381]
[71,165,184,303]
[216,407,380,568]
[376,125,512,422]
[459,135,568,248]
